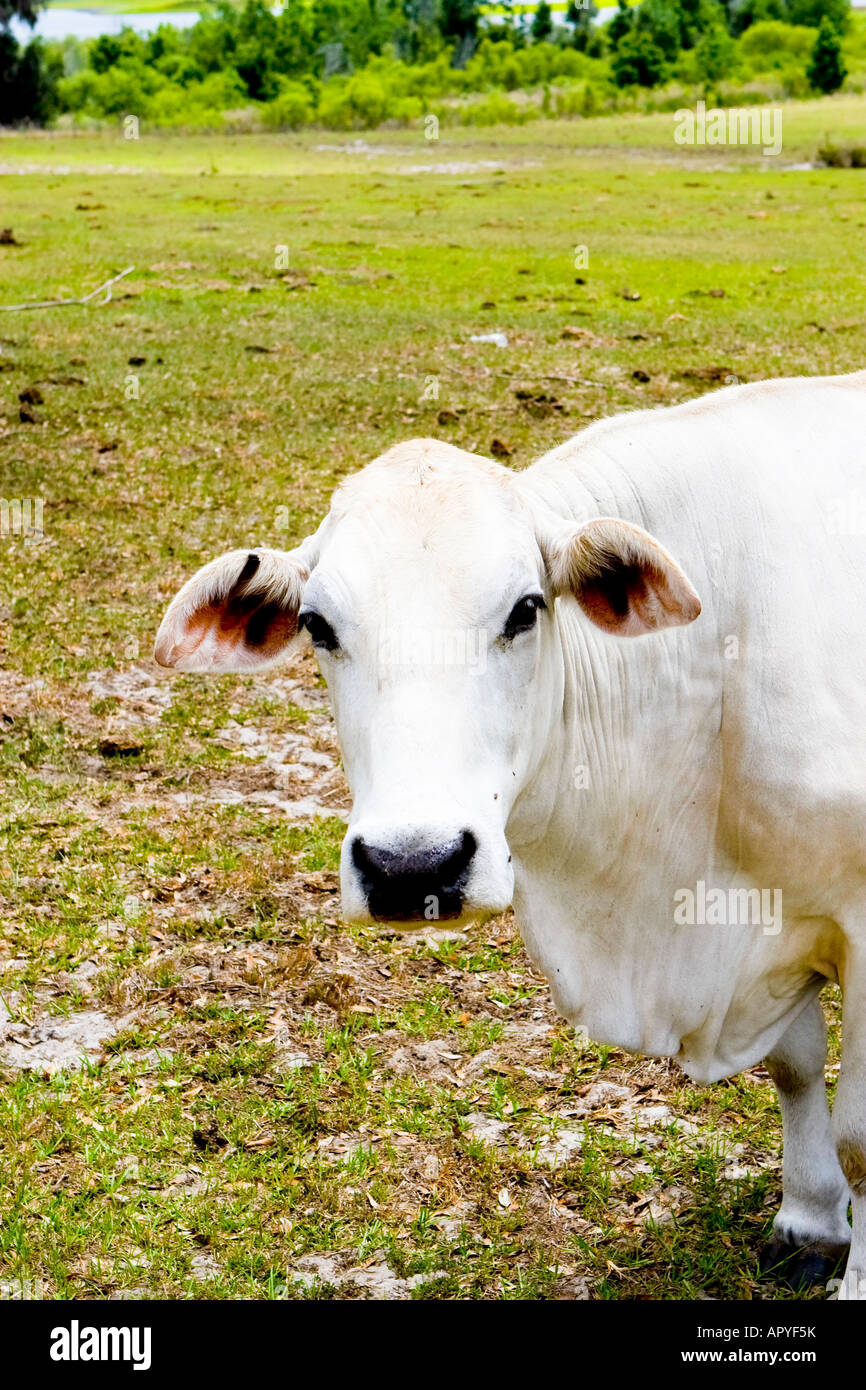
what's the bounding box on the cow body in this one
[510,373,866,1085]
[156,371,866,1297]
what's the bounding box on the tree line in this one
[0,0,853,129]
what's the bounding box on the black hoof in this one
[760,1236,849,1290]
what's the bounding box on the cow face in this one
[155,440,700,926]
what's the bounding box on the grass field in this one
[43,1,200,12]
[1,104,865,1301]
[36,0,629,13]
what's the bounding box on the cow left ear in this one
[546,518,701,637]
[154,547,310,673]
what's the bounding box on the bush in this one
[458,91,539,125]
[737,20,817,70]
[144,88,224,128]
[551,79,612,116]
[808,18,847,92]
[694,21,737,83]
[261,79,314,128]
[316,72,391,128]
[390,94,424,123]
[57,62,159,118]
[816,141,866,166]
[143,71,248,127]
[612,30,667,87]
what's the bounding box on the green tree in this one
[0,0,39,28]
[566,0,599,52]
[531,0,553,41]
[0,31,60,123]
[676,0,728,48]
[694,16,735,81]
[234,0,278,99]
[716,0,784,37]
[439,0,480,43]
[787,0,849,34]
[607,0,633,46]
[612,26,666,83]
[807,16,846,92]
[634,0,681,60]
[89,31,145,75]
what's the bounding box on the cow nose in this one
[351,830,477,922]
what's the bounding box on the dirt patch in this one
[290,1251,445,1298]
[0,1009,117,1073]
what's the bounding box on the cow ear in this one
[547,518,701,637]
[154,548,309,673]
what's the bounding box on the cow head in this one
[155,440,700,926]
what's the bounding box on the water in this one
[10,0,865,45]
[10,7,202,42]
[9,4,610,44]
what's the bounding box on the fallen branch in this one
[494,369,604,389]
[0,266,135,313]
[540,374,604,388]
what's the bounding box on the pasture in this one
[1,104,865,1300]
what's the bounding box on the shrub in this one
[316,72,391,128]
[816,141,866,165]
[261,79,314,128]
[144,88,225,128]
[612,30,667,87]
[57,61,162,117]
[808,18,847,92]
[694,21,738,84]
[737,20,817,71]
[458,91,539,125]
[389,94,423,123]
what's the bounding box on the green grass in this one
[0,108,862,1300]
[45,0,200,12]
[7,93,866,169]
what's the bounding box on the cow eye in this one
[298,610,339,652]
[502,594,546,641]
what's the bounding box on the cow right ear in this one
[546,518,701,637]
[154,548,310,673]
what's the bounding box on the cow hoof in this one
[759,1236,849,1289]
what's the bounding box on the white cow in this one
[156,371,866,1298]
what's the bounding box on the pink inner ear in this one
[579,564,649,634]
[155,547,308,672]
[183,594,299,662]
[566,522,701,637]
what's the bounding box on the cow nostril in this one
[351,830,477,921]
[444,829,477,882]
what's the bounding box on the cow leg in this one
[761,997,851,1289]
[834,945,866,1300]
